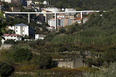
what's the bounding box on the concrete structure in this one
[57,14,65,18]
[43,7,60,12]
[56,57,85,68]
[41,10,54,23]
[48,18,55,27]
[1,0,19,3]
[27,0,32,7]
[43,1,49,5]
[35,34,44,40]
[5,10,102,29]
[0,0,12,3]
[34,1,41,4]
[1,34,22,44]
[65,8,76,12]
[74,17,88,24]
[8,23,35,37]
[65,8,76,15]
[0,0,26,5]
[48,18,73,27]
[58,60,74,68]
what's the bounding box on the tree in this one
[0,62,14,77]
[0,11,6,45]
[13,47,32,62]
[58,28,66,33]
[0,12,6,35]
[37,54,53,69]
[102,48,116,63]
[85,58,93,67]
[66,25,77,34]
[5,30,15,34]
[4,40,16,44]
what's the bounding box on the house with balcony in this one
[8,23,35,38]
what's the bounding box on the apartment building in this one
[8,23,35,37]
[48,18,73,28]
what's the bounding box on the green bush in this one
[82,63,116,77]
[102,48,116,63]
[4,40,16,44]
[13,47,32,62]
[36,54,53,69]
[0,62,14,77]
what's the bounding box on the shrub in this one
[102,48,116,63]
[15,64,38,71]
[36,54,53,69]
[13,47,32,62]
[0,62,14,77]
[50,67,82,77]
[4,40,16,44]
[82,63,116,77]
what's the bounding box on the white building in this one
[8,23,35,37]
[43,7,60,12]
[1,34,22,44]
[1,0,22,3]
[27,0,32,6]
[57,14,65,18]
[65,8,76,12]
[48,18,55,27]
[48,18,73,27]
[35,34,44,40]
[65,8,76,15]
[1,0,11,3]
[43,1,49,5]
[34,1,41,4]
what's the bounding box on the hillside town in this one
[0,0,90,44]
[0,0,116,77]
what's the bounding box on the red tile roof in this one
[3,34,20,36]
[75,17,81,20]
[50,26,55,28]
[75,17,87,20]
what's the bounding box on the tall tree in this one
[0,12,6,35]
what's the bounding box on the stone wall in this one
[0,44,12,50]
[58,60,74,68]
[57,57,85,68]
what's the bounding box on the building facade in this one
[0,0,26,5]
[48,18,73,27]
[27,0,32,6]
[8,23,35,37]
[0,0,11,3]
[1,34,22,44]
